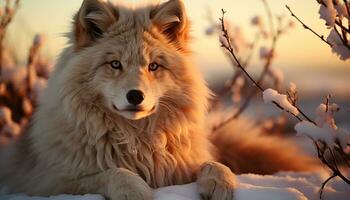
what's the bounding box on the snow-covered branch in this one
[213,6,350,198]
[286,0,350,60]
[209,0,296,130]
[213,8,313,131]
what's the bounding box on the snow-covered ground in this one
[1,171,349,200]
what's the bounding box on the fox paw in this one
[197,161,236,200]
[109,169,153,200]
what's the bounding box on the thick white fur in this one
[1,0,236,199]
[0,1,315,200]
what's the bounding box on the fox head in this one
[59,0,208,123]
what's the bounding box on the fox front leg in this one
[197,161,237,200]
[65,168,153,200]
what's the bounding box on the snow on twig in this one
[286,1,350,60]
[214,8,350,196]
[263,89,299,116]
[213,9,315,131]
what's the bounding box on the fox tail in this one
[209,116,319,174]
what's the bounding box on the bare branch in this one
[219,0,281,120]
[334,24,350,50]
[314,0,350,34]
[262,0,275,38]
[219,9,264,92]
[231,2,300,119]
[344,0,350,24]
[213,10,316,131]
[335,20,350,34]
[285,5,333,47]
[320,173,337,199]
[314,141,350,198]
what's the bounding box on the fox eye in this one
[148,62,159,71]
[110,60,122,70]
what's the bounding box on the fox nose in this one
[126,90,145,106]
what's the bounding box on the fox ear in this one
[151,0,190,50]
[74,0,117,50]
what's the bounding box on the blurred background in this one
[0,0,349,143]
[6,0,349,91]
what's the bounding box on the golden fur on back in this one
[0,0,317,199]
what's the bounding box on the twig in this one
[335,20,350,34]
[214,33,261,98]
[315,0,350,34]
[296,107,316,125]
[285,5,333,47]
[216,0,279,121]
[231,28,279,119]
[334,142,350,168]
[213,9,315,131]
[229,2,298,120]
[325,95,330,112]
[328,147,340,171]
[215,3,314,128]
[320,173,337,199]
[334,25,350,50]
[344,0,350,27]
[262,0,275,38]
[219,9,264,92]
[314,142,350,199]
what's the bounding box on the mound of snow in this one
[262,89,299,115]
[1,172,349,200]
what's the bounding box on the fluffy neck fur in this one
[25,1,212,190]
[29,44,211,188]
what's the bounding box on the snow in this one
[326,29,350,61]
[295,121,333,144]
[315,103,339,129]
[334,2,349,19]
[262,89,299,116]
[318,0,337,27]
[334,0,350,19]
[1,172,349,200]
[295,121,349,149]
[294,102,350,149]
